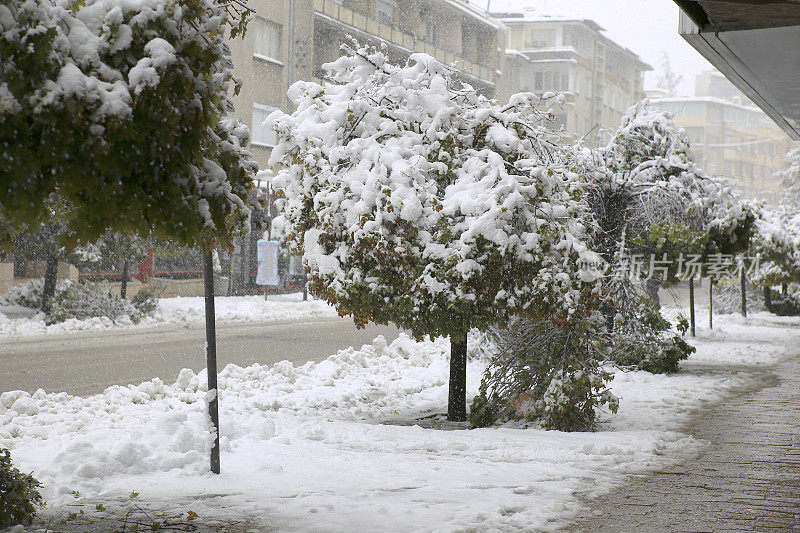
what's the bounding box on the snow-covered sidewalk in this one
[3,312,797,532]
[0,293,337,339]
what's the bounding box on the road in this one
[0,317,402,396]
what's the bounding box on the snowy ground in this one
[0,293,337,339]
[3,308,797,532]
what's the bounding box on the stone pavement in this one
[570,354,800,532]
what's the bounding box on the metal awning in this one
[674,0,800,140]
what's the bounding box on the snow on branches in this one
[0,0,260,249]
[586,100,753,275]
[269,43,596,340]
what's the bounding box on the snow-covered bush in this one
[269,42,596,420]
[0,278,73,309]
[469,314,618,431]
[46,282,155,324]
[0,448,43,528]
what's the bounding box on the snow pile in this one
[0,294,338,338]
[3,313,795,532]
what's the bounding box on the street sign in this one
[256,240,280,286]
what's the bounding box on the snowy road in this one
[0,317,402,396]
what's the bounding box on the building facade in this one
[652,72,792,206]
[228,0,506,169]
[494,9,650,145]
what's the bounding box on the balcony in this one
[313,0,494,85]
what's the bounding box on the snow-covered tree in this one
[656,52,683,97]
[779,142,800,211]
[597,100,752,286]
[572,101,751,369]
[0,0,260,250]
[75,232,150,298]
[269,43,597,421]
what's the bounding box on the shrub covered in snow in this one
[269,42,597,420]
[469,313,618,431]
[0,448,43,528]
[46,281,155,325]
[0,278,73,309]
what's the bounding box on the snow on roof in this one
[444,0,503,30]
[652,96,764,114]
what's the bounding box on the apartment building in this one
[228,0,506,169]
[493,8,650,145]
[651,71,792,206]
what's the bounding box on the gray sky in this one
[472,0,715,96]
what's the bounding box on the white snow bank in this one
[0,293,337,339]
[3,313,795,531]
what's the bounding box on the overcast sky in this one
[472,0,716,96]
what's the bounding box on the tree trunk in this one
[120,259,129,299]
[447,337,468,422]
[740,269,747,318]
[688,279,696,337]
[708,278,713,330]
[645,278,661,308]
[782,282,788,297]
[302,275,308,301]
[764,285,772,309]
[40,254,59,314]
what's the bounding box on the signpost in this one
[257,240,280,297]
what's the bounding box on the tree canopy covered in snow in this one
[0,0,259,250]
[585,100,753,284]
[270,43,597,342]
[750,206,800,287]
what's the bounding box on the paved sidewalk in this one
[570,354,800,532]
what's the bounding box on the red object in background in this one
[135,250,154,283]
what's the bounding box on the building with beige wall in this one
[493,9,650,145]
[229,0,506,170]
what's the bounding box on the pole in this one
[740,268,747,318]
[120,259,129,299]
[688,278,696,337]
[708,278,713,330]
[203,251,221,474]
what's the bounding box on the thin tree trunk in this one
[447,337,468,422]
[740,269,747,318]
[227,251,234,297]
[708,278,713,330]
[764,285,772,310]
[302,274,308,301]
[41,254,59,314]
[782,282,788,297]
[120,259,129,299]
[688,279,696,337]
[645,278,660,308]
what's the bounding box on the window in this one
[252,104,278,147]
[425,20,438,44]
[254,18,281,61]
[376,0,394,24]
[524,28,554,48]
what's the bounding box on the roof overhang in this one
[674,0,800,140]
